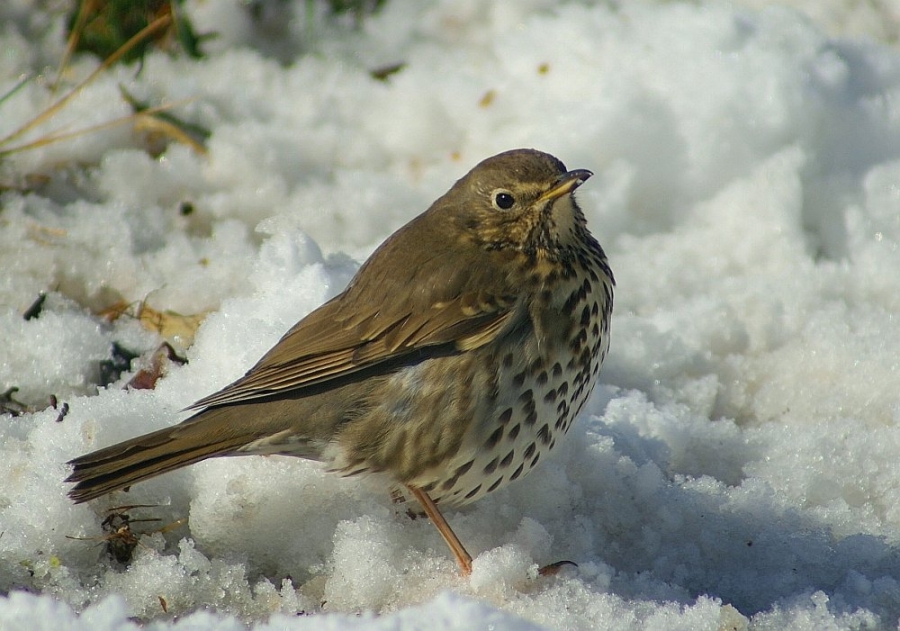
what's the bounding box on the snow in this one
[1,0,900,629]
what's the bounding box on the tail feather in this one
[65,390,347,503]
[66,413,251,503]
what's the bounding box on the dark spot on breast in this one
[513,371,526,387]
[510,463,525,480]
[485,425,503,450]
[524,442,536,459]
[508,423,521,441]
[531,453,541,468]
[524,410,538,426]
[544,388,557,403]
[551,362,562,378]
[536,371,548,386]
[518,389,533,404]
[573,329,588,348]
[573,371,585,390]
[574,383,585,402]
[441,476,459,491]
[580,305,591,327]
[537,424,551,445]
[500,450,515,468]
[498,408,513,425]
[579,353,592,373]
[487,477,504,493]
[455,460,474,477]
[522,397,536,417]
[465,484,482,499]
[483,457,499,475]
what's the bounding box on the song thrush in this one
[66,148,615,575]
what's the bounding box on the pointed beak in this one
[539,169,593,202]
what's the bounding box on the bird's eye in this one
[492,190,515,211]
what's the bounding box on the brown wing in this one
[188,294,514,410]
[188,211,520,411]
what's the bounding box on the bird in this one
[66,148,615,575]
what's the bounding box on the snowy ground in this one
[2,0,900,629]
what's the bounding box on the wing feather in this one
[188,292,516,410]
[187,210,522,411]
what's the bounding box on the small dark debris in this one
[55,402,70,423]
[1,388,67,418]
[538,560,578,577]
[0,388,29,416]
[22,292,47,320]
[99,342,141,387]
[370,62,405,81]
[49,395,71,422]
[405,507,422,520]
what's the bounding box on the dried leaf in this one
[126,342,187,390]
[137,303,206,347]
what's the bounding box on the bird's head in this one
[439,149,593,260]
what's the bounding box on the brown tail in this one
[66,408,258,503]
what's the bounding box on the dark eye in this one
[492,190,515,211]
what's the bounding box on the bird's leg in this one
[406,484,473,575]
